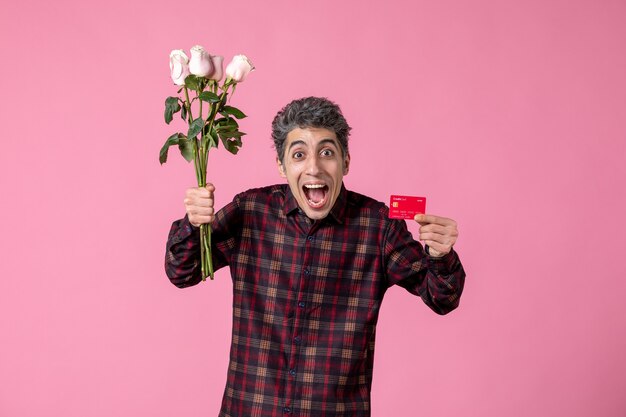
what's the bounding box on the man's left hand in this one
[414,214,459,258]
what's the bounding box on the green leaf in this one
[187,117,204,139]
[215,117,239,131]
[200,122,213,138]
[222,138,242,154]
[219,131,245,155]
[159,133,183,164]
[210,128,219,149]
[178,138,196,162]
[198,91,221,103]
[185,74,209,92]
[218,130,245,139]
[164,96,181,124]
[198,77,208,92]
[184,74,201,91]
[220,105,247,119]
[180,104,187,121]
[204,128,219,150]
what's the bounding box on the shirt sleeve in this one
[164,195,243,288]
[383,219,466,315]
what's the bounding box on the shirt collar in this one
[283,185,300,215]
[283,183,348,224]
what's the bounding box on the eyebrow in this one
[287,138,339,151]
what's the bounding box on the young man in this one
[165,97,465,417]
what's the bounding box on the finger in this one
[419,226,459,243]
[186,186,213,199]
[419,232,457,246]
[189,214,215,227]
[422,240,452,256]
[195,188,212,198]
[184,196,214,209]
[414,214,456,226]
[187,205,214,216]
[186,189,204,201]
[419,223,449,235]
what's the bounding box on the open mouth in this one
[303,184,329,208]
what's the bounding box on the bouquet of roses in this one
[160,45,254,280]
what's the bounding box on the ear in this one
[343,152,351,175]
[277,157,286,178]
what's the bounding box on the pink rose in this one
[188,45,213,77]
[225,55,255,83]
[169,49,189,86]
[209,55,224,81]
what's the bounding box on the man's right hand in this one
[184,184,215,227]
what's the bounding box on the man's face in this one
[278,127,350,220]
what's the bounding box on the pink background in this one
[1,0,625,416]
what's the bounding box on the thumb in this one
[414,213,427,225]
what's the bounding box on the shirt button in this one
[289,369,296,376]
[298,301,306,308]
[304,268,310,275]
[307,235,314,241]
[294,335,302,343]
[283,406,292,413]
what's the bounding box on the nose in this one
[305,154,321,175]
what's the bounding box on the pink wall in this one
[1,0,625,416]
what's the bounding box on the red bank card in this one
[389,195,427,219]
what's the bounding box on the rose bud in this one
[188,45,213,77]
[209,55,224,81]
[225,55,255,83]
[169,49,190,86]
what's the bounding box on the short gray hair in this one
[271,97,351,162]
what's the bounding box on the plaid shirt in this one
[165,184,465,417]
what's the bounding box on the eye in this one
[293,151,304,159]
[320,149,334,157]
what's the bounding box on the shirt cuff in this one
[171,214,200,245]
[426,246,460,275]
